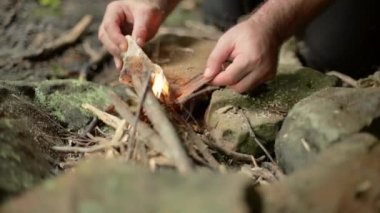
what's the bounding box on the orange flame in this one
[151,65,170,99]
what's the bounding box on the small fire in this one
[151,65,170,99]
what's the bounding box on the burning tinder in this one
[120,35,170,100]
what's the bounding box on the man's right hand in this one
[98,0,165,70]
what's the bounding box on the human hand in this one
[204,18,282,93]
[98,0,165,70]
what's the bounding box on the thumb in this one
[131,14,149,47]
[204,38,233,80]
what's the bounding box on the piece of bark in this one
[120,35,170,98]
[175,74,211,104]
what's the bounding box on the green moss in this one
[0,144,21,163]
[35,80,112,130]
[206,68,338,155]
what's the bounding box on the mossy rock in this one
[275,87,380,173]
[205,67,338,155]
[0,84,66,202]
[0,79,115,130]
[34,80,113,130]
[1,159,253,213]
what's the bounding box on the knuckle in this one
[266,71,276,80]
[106,1,118,11]
[98,29,105,40]
[232,85,245,93]
[103,23,111,31]
[224,76,239,85]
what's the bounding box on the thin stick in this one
[80,117,98,137]
[110,119,128,145]
[204,139,263,163]
[53,120,127,153]
[327,71,358,88]
[52,143,114,153]
[240,110,276,164]
[176,86,219,104]
[132,76,194,174]
[81,103,122,129]
[186,130,220,170]
[126,68,153,160]
[19,15,93,60]
[109,92,170,158]
[79,48,109,81]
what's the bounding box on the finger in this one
[204,37,233,80]
[211,55,250,86]
[113,57,123,70]
[102,3,128,51]
[131,10,150,46]
[99,31,122,63]
[229,69,268,93]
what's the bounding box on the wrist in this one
[147,0,180,17]
[246,14,284,47]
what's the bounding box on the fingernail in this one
[114,58,122,70]
[204,68,212,79]
[136,38,144,47]
[120,41,128,52]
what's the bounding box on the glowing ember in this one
[151,65,170,99]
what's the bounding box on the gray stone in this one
[358,71,380,88]
[261,133,380,213]
[205,67,337,155]
[275,87,380,173]
[3,133,380,213]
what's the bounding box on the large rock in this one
[0,83,65,202]
[205,67,337,155]
[2,134,380,213]
[358,71,380,88]
[1,159,252,213]
[261,133,380,213]
[275,87,380,173]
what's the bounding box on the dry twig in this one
[81,103,123,129]
[204,139,265,163]
[126,68,153,160]
[240,110,276,164]
[327,71,358,87]
[79,46,110,80]
[109,92,170,158]
[132,77,193,173]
